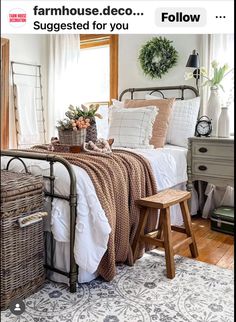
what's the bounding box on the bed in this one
[1,85,199,292]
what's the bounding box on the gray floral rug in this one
[1,251,234,322]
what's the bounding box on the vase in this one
[86,117,97,142]
[218,107,230,138]
[206,86,221,136]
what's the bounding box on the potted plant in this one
[202,61,233,136]
[56,115,91,146]
[64,104,102,142]
[57,103,103,145]
[185,61,233,136]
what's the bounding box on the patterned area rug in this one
[1,251,234,322]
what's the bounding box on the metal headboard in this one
[118,85,199,101]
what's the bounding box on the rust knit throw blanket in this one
[29,147,158,281]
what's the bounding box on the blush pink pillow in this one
[124,98,175,148]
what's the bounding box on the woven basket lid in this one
[1,170,43,202]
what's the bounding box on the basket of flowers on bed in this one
[57,103,103,145]
[57,103,101,145]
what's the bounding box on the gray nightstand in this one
[187,136,234,191]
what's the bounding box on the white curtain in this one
[47,35,80,139]
[200,34,234,128]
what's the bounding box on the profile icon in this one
[14,303,21,311]
[9,299,25,316]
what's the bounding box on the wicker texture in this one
[1,171,45,310]
[86,118,97,142]
[58,128,86,145]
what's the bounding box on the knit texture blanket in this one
[29,147,158,281]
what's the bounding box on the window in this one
[79,35,118,138]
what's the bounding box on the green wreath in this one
[139,37,178,79]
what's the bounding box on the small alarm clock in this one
[195,116,212,137]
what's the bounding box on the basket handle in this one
[6,157,29,173]
[18,212,48,228]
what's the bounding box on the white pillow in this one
[166,97,200,147]
[108,106,158,149]
[111,98,124,108]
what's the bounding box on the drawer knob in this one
[198,165,207,171]
[199,147,208,153]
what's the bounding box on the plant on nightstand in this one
[201,61,233,136]
[185,61,233,136]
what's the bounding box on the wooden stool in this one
[132,189,199,279]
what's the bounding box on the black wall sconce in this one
[186,49,200,92]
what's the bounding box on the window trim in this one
[80,34,118,102]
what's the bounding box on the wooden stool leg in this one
[132,207,149,262]
[180,200,199,258]
[156,209,164,240]
[162,207,175,279]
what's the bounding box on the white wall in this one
[118,34,201,99]
[2,34,49,147]
[3,34,47,65]
[3,35,48,94]
[3,34,201,146]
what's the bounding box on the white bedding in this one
[1,144,189,283]
[129,144,187,190]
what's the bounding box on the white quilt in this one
[127,145,187,190]
[1,144,187,283]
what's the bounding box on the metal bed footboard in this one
[1,85,199,292]
[1,149,78,292]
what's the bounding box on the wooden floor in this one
[172,216,234,269]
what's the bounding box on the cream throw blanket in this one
[30,147,158,280]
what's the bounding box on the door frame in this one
[1,38,9,149]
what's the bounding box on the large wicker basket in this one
[58,128,86,145]
[0,170,45,310]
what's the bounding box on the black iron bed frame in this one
[1,85,199,292]
[119,85,199,100]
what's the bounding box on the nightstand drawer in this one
[192,142,234,160]
[192,159,233,178]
